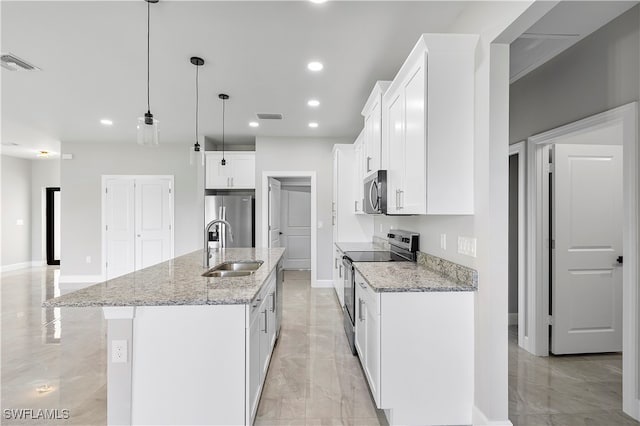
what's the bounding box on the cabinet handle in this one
[339,265,342,278]
[358,281,367,289]
[355,200,358,212]
[230,177,234,187]
[398,190,404,209]
[366,156,372,172]
[271,292,275,313]
[334,258,338,269]
[263,310,268,333]
[358,298,365,321]
[332,215,335,226]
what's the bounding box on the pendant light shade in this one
[189,56,204,166]
[137,0,159,146]
[219,93,229,166]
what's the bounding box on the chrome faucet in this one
[204,219,234,267]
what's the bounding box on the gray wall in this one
[1,155,32,266]
[255,136,350,281]
[31,159,61,263]
[508,154,518,315]
[60,142,203,277]
[510,5,640,144]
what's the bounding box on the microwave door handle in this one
[369,180,379,212]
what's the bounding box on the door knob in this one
[617,256,623,265]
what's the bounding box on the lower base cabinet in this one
[354,271,474,425]
[248,271,277,424]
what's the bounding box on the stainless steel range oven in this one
[342,230,419,355]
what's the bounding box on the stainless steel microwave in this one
[364,170,387,214]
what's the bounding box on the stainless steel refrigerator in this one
[205,195,255,248]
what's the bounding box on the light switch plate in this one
[457,236,477,257]
[112,340,127,363]
[440,234,447,250]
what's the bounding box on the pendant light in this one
[189,56,204,165]
[137,0,159,146]
[219,93,229,166]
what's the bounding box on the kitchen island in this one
[45,248,285,426]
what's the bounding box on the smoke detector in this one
[1,53,40,71]
[256,113,284,120]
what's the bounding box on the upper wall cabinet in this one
[383,34,478,215]
[205,151,256,189]
[361,81,391,179]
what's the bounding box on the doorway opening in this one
[261,171,317,286]
[45,187,61,266]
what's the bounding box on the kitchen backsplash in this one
[417,252,478,287]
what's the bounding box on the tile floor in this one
[3,265,639,425]
[508,325,639,425]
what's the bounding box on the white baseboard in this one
[509,313,518,326]
[1,260,46,273]
[312,279,333,288]
[472,406,513,426]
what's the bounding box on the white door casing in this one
[268,178,281,248]
[281,188,311,270]
[103,176,174,281]
[551,144,623,354]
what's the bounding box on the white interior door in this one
[135,178,173,270]
[268,178,281,248]
[281,188,311,269]
[105,179,135,280]
[552,143,623,354]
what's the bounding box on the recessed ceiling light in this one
[307,61,323,72]
[249,122,259,128]
[310,0,327,3]
[100,119,113,126]
[307,99,320,107]
[308,122,319,128]
[37,151,49,158]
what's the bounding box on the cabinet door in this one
[229,153,255,189]
[249,310,262,420]
[402,58,427,214]
[332,149,339,241]
[365,295,380,405]
[268,289,277,349]
[206,153,232,189]
[259,301,271,376]
[385,90,404,214]
[354,133,365,214]
[364,99,382,175]
[355,283,367,359]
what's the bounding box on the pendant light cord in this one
[146,0,151,113]
[222,98,226,161]
[195,65,199,144]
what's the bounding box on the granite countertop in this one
[43,248,285,307]
[335,241,388,252]
[353,254,477,293]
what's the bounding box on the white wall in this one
[1,155,32,267]
[31,159,60,263]
[510,5,639,145]
[255,136,350,281]
[60,142,204,277]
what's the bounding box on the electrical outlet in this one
[112,340,127,363]
[457,236,477,257]
[85,256,91,264]
[440,234,447,250]
[16,219,24,226]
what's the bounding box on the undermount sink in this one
[202,260,264,278]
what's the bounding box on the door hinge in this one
[105,225,108,231]
[269,185,272,192]
[169,188,172,194]
[547,315,553,325]
[546,162,554,174]
[105,188,108,194]
[550,239,555,249]
[268,225,271,231]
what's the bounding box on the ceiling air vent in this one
[1,53,40,71]
[256,113,284,120]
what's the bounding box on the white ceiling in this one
[3,1,637,160]
[1,0,469,158]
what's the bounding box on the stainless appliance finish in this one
[205,195,255,249]
[342,229,419,355]
[363,170,387,214]
[275,258,284,339]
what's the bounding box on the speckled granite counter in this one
[335,241,387,252]
[43,248,285,307]
[353,252,477,292]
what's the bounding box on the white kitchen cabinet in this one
[382,34,477,215]
[247,270,277,424]
[333,246,344,306]
[205,151,255,189]
[354,271,380,406]
[352,270,474,425]
[361,81,391,179]
[353,130,365,214]
[332,144,373,244]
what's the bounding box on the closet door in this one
[105,179,135,280]
[135,178,173,270]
